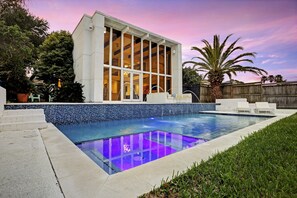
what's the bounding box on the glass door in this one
[133,73,140,100]
[123,71,141,101]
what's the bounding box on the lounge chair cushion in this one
[237,102,251,112]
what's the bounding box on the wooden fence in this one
[199,82,297,108]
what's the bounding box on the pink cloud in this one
[26,0,297,82]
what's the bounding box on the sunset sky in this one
[27,0,297,82]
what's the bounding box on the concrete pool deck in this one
[0,128,63,197]
[1,109,296,197]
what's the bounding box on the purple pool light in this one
[76,130,207,174]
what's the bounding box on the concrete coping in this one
[40,109,296,197]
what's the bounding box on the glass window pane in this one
[133,74,139,99]
[159,45,164,74]
[143,40,150,72]
[112,69,121,101]
[143,73,150,101]
[104,67,109,100]
[166,77,172,94]
[123,71,130,99]
[112,29,121,67]
[104,27,110,65]
[134,36,141,70]
[166,47,171,75]
[123,33,132,69]
[151,74,157,93]
[159,76,165,92]
[151,42,157,73]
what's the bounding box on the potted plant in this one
[12,72,35,103]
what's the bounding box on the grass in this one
[140,113,297,197]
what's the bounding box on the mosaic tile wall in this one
[5,103,215,125]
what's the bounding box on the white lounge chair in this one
[255,102,275,114]
[237,102,251,113]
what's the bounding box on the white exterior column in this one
[171,44,182,95]
[72,16,93,102]
[72,14,105,102]
[90,14,105,102]
[0,86,6,116]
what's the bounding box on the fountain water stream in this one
[183,90,200,102]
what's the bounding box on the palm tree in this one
[274,74,285,83]
[268,75,275,83]
[261,75,268,84]
[183,34,267,101]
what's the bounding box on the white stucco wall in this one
[72,14,105,102]
[0,86,6,116]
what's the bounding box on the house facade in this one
[72,11,182,102]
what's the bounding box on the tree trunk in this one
[210,83,223,102]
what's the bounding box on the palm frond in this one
[219,38,241,65]
[191,56,209,65]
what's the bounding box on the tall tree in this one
[36,31,75,84]
[0,21,33,75]
[183,34,267,101]
[0,20,34,100]
[183,67,203,87]
[0,0,48,100]
[36,30,84,102]
[0,0,48,48]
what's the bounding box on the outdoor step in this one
[0,121,48,132]
[0,114,46,123]
[3,109,44,116]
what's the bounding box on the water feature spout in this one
[183,90,200,102]
[150,85,164,93]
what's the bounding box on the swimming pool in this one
[57,114,269,174]
[77,130,207,174]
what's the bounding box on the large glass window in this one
[151,42,157,73]
[143,40,150,72]
[151,74,157,93]
[111,69,121,101]
[159,76,165,92]
[134,36,141,70]
[103,67,109,100]
[112,29,121,67]
[143,73,150,101]
[166,47,171,75]
[123,33,132,69]
[104,27,110,65]
[159,45,164,74]
[103,27,173,102]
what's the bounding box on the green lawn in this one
[141,113,297,197]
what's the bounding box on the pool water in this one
[76,130,207,174]
[57,114,269,174]
[58,114,268,143]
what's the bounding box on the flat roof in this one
[73,11,181,47]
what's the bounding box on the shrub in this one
[53,82,85,102]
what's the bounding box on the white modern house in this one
[72,11,182,102]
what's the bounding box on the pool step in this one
[0,114,45,123]
[0,121,48,131]
[0,109,47,131]
[3,109,44,116]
